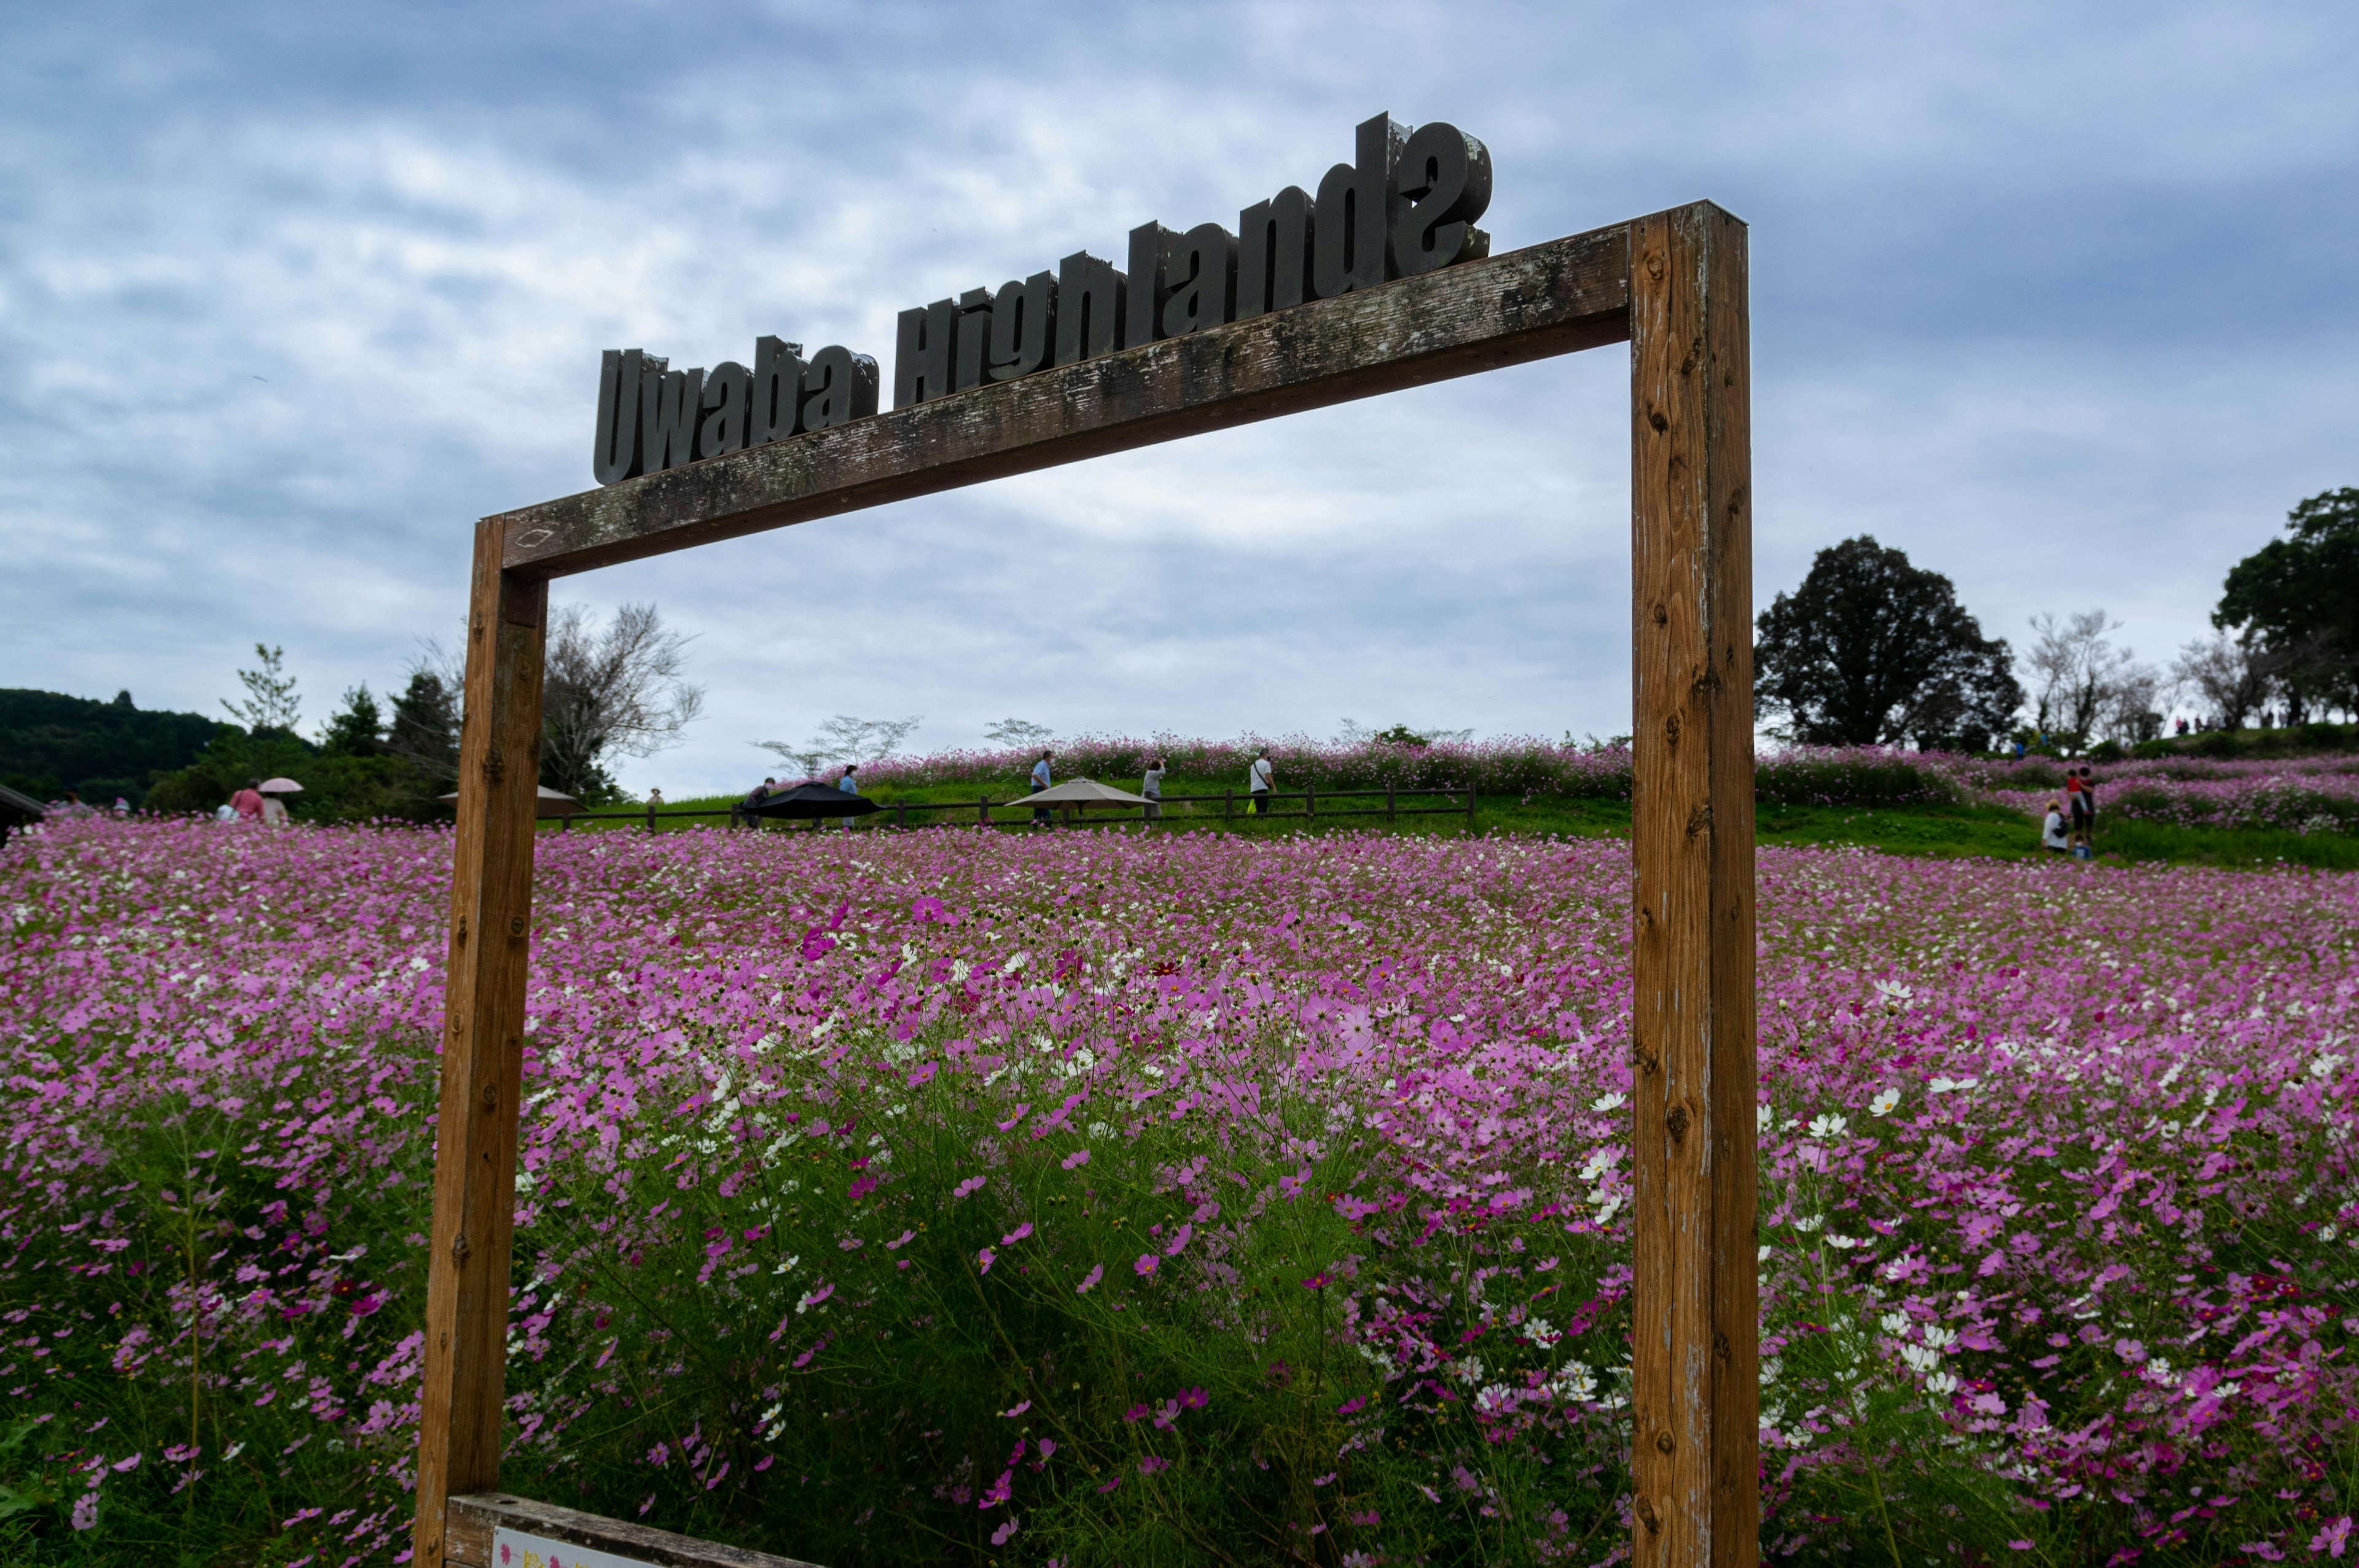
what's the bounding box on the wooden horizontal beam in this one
[495,223,1632,578]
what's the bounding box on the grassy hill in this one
[552,771,2359,872]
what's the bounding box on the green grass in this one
[545,778,2359,870]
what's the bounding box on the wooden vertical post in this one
[1628,201,1757,1568]
[413,520,548,1568]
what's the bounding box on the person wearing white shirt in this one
[1248,751,1273,815]
[2041,800,2069,855]
[1141,759,1165,822]
[838,763,861,830]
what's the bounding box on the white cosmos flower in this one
[1869,1088,1902,1116]
[1809,1114,1849,1139]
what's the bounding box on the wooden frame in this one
[415,200,1754,1568]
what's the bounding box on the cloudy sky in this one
[4,1,2353,792]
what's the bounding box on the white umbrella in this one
[439,785,584,819]
[1013,777,1151,807]
[257,777,304,794]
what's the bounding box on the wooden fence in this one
[546,783,1482,834]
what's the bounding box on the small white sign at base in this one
[493,1526,659,1568]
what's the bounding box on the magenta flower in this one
[1076,1264,1102,1294]
[979,1469,1012,1508]
[1061,1149,1090,1169]
[1178,1386,1208,1410]
[1162,1223,1192,1257]
[977,1247,996,1274]
[1001,1400,1030,1418]
[1122,1403,1149,1423]
[952,1175,986,1199]
[1133,1253,1158,1277]
[1138,1456,1169,1475]
[1001,1221,1033,1245]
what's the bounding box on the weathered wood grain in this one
[446,1494,823,1568]
[413,520,549,1568]
[495,225,1632,578]
[1628,201,1758,1568]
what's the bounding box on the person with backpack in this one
[2042,798,2070,855]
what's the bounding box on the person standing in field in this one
[2065,767,2093,856]
[1249,749,1274,815]
[1141,757,1165,823]
[838,763,861,830]
[2042,798,2070,855]
[260,792,290,827]
[228,778,266,822]
[1031,750,1054,827]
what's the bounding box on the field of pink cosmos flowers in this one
[1,819,2355,1567]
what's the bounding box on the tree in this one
[2169,633,2273,731]
[320,684,386,757]
[1753,536,2023,749]
[386,667,461,790]
[982,717,1054,749]
[753,714,923,779]
[2023,609,2164,747]
[223,644,301,734]
[539,603,705,803]
[2215,486,2359,720]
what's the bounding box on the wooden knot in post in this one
[1634,1048,1658,1075]
[1637,1497,1661,1533]
[1645,249,1665,281]
[455,915,467,940]
[509,916,525,937]
[1715,1330,1731,1362]
[1655,1431,1674,1454]
[450,1231,470,1264]
[480,1083,498,1110]
[1652,602,1667,626]
[1647,408,1668,433]
[1665,1104,1689,1144]
[1685,804,1712,838]
[1663,713,1680,745]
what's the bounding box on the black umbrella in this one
[744,782,883,821]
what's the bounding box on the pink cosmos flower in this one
[1162,1223,1192,1257]
[1076,1264,1102,1293]
[952,1175,986,1199]
[977,1247,996,1274]
[1002,1222,1033,1245]
[1123,1403,1149,1423]
[1178,1386,1208,1409]
[2314,1516,2352,1558]
[1138,1456,1169,1474]
[1134,1253,1157,1277]
[1061,1149,1090,1169]
[1002,1400,1030,1418]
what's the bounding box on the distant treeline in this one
[0,690,220,807]
[0,679,462,823]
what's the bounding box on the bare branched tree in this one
[982,717,1054,749]
[2170,633,2275,730]
[540,603,705,802]
[753,714,922,780]
[2024,609,2161,747]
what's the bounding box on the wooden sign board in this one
[419,200,1756,1568]
[445,1492,820,1568]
